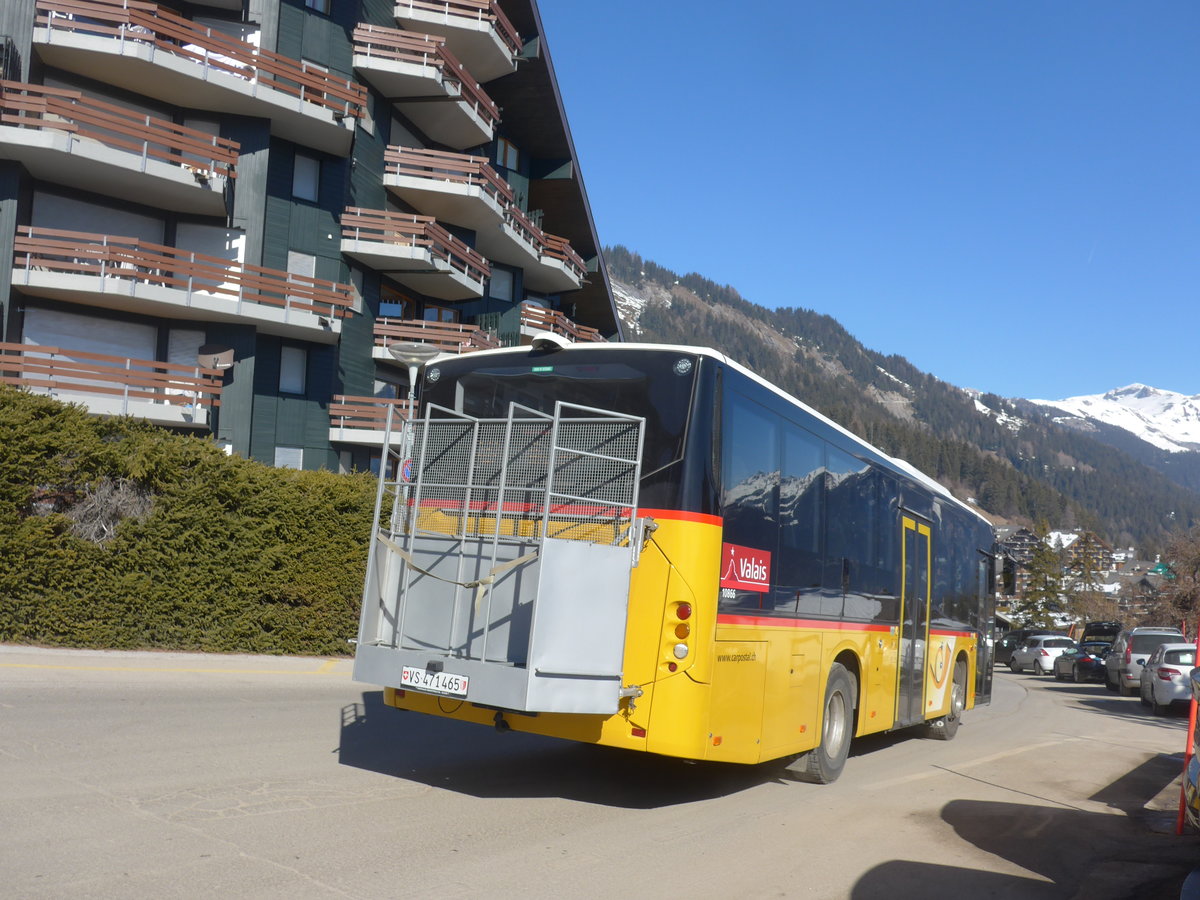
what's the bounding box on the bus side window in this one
[719,390,779,611]
[778,424,824,616]
[823,447,869,617]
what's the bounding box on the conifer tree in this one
[1016,523,1063,627]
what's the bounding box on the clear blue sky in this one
[538,1,1199,401]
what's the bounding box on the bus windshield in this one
[423,350,698,475]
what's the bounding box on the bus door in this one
[896,515,931,727]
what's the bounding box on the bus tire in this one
[788,663,856,784]
[924,660,967,741]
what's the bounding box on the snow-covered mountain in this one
[1028,384,1200,454]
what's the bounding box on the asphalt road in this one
[2,644,1198,899]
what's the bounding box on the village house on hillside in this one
[995,526,1170,624]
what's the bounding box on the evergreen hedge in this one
[0,387,375,655]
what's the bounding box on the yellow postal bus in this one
[354,342,996,783]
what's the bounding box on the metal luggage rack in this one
[354,400,647,715]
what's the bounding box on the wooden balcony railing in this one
[342,208,490,285]
[519,303,605,343]
[36,0,366,120]
[540,232,588,283]
[394,0,522,58]
[387,144,587,286]
[330,394,412,430]
[374,317,499,354]
[385,146,511,206]
[0,80,239,179]
[0,342,223,410]
[14,226,355,320]
[352,23,499,129]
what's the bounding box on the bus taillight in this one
[674,623,691,639]
[677,602,692,620]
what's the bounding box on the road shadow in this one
[852,754,1196,899]
[1004,673,1193,730]
[336,690,929,808]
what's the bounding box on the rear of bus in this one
[352,344,729,760]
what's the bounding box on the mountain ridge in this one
[604,244,1200,556]
[1028,385,1200,454]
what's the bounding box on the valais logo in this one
[720,543,771,593]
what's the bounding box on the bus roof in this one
[429,341,993,528]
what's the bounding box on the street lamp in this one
[386,341,441,422]
[386,342,441,495]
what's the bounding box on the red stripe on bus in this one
[930,629,976,639]
[639,508,722,527]
[409,498,632,517]
[716,615,893,633]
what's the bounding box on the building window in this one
[293,153,320,202]
[305,0,331,15]
[279,345,307,395]
[423,305,458,323]
[497,137,519,171]
[380,283,411,319]
[275,446,305,469]
[488,267,514,302]
[287,250,317,304]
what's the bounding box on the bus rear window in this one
[424,354,698,475]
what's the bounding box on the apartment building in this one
[0,0,618,472]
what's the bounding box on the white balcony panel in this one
[473,220,540,271]
[341,238,485,301]
[0,128,228,216]
[354,55,493,149]
[384,173,505,232]
[522,256,585,294]
[14,271,342,344]
[33,390,213,428]
[33,30,354,155]
[391,5,517,82]
[329,426,386,448]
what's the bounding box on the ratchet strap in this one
[377,533,539,611]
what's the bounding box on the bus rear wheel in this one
[924,660,966,741]
[787,663,856,784]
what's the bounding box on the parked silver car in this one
[1138,643,1197,715]
[1009,634,1075,676]
[1105,627,1185,696]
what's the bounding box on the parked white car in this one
[1138,643,1197,715]
[1009,634,1076,676]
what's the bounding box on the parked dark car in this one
[1104,626,1186,695]
[1053,641,1111,682]
[1080,621,1122,644]
[994,628,1059,666]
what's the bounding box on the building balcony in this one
[0,341,221,428]
[381,145,587,294]
[341,207,489,301]
[392,0,521,82]
[329,394,411,448]
[33,0,366,156]
[383,146,510,233]
[526,231,587,294]
[352,23,497,150]
[519,303,605,344]
[13,226,353,343]
[372,316,499,364]
[0,80,237,215]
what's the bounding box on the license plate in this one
[400,666,469,697]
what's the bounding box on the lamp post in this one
[386,341,441,489]
[387,340,440,422]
